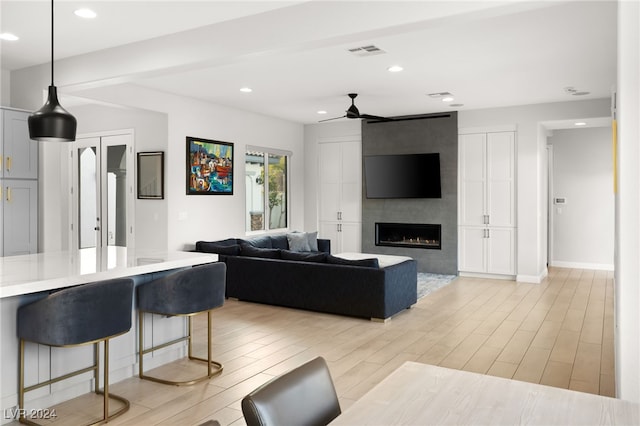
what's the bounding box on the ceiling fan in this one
[319,93,393,122]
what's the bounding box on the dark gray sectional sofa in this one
[195,234,417,321]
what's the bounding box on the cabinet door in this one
[487,132,515,227]
[340,142,361,222]
[487,227,515,275]
[459,133,486,226]
[340,222,361,253]
[458,227,487,273]
[318,143,341,222]
[2,110,38,179]
[3,179,38,256]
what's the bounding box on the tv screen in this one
[364,153,441,199]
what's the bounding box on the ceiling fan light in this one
[28,86,77,142]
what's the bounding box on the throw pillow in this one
[240,236,273,249]
[195,239,240,256]
[239,243,281,259]
[281,250,327,263]
[270,234,289,250]
[326,255,379,268]
[287,232,311,252]
[306,231,319,252]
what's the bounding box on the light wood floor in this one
[18,267,614,425]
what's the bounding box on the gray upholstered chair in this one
[137,262,226,386]
[241,357,341,426]
[17,278,134,426]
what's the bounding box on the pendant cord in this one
[51,0,54,86]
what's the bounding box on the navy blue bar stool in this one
[137,262,226,386]
[17,278,134,426]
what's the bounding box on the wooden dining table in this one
[331,362,639,425]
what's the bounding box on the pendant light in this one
[28,0,77,142]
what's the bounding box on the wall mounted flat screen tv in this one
[364,153,441,199]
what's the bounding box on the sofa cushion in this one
[240,243,281,259]
[270,234,290,250]
[196,239,240,256]
[241,236,273,249]
[287,232,311,252]
[326,255,379,268]
[281,250,327,263]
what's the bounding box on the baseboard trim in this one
[550,261,614,271]
[459,272,515,281]
[517,267,548,284]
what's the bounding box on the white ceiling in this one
[0,1,618,124]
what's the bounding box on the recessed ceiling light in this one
[442,97,454,102]
[0,33,19,41]
[574,122,587,126]
[387,65,403,73]
[317,110,327,115]
[74,8,97,19]
[240,87,253,93]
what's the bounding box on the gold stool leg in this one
[139,310,223,386]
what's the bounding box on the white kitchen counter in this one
[0,247,217,298]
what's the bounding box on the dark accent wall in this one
[361,112,458,274]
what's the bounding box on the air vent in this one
[428,92,453,98]
[348,45,386,57]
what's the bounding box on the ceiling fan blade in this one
[360,113,394,122]
[318,114,347,123]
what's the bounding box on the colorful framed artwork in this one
[186,136,234,195]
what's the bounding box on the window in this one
[245,147,290,232]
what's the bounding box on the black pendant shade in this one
[28,0,77,142]
[28,86,77,142]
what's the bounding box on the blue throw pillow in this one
[281,250,327,263]
[240,243,281,259]
[287,232,311,252]
[306,231,319,252]
[195,239,240,256]
[326,255,379,268]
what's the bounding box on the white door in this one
[70,132,134,250]
[487,132,515,227]
[459,133,486,226]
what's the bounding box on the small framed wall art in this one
[137,151,164,199]
[186,136,234,195]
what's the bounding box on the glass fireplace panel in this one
[375,222,441,250]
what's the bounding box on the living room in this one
[1,0,638,423]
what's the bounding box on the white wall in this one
[458,98,611,282]
[0,69,10,106]
[615,0,639,404]
[548,127,614,269]
[73,104,169,251]
[66,84,305,250]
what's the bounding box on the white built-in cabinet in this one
[0,108,38,256]
[318,138,362,253]
[458,130,516,276]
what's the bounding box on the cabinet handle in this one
[6,156,11,173]
[337,212,340,221]
[486,229,490,238]
[6,187,11,202]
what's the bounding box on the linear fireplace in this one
[375,222,441,250]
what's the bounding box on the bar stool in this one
[17,278,134,426]
[137,262,226,386]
